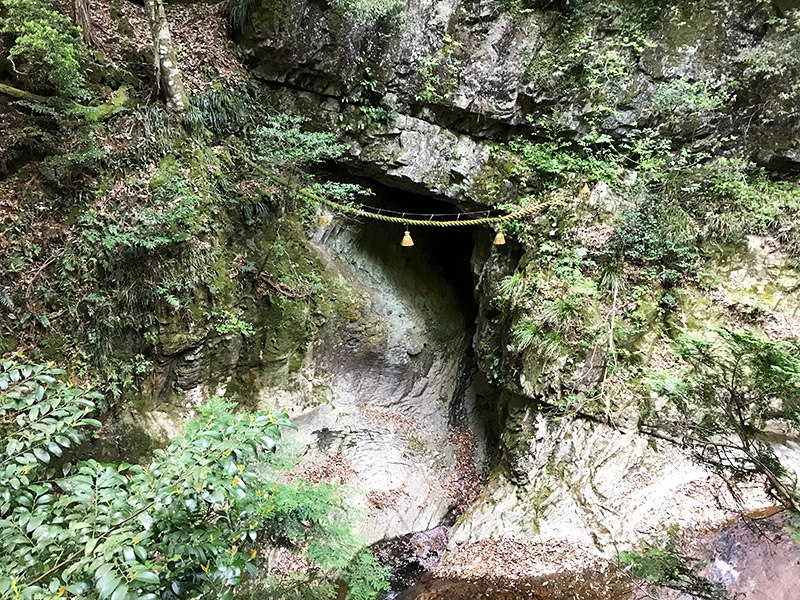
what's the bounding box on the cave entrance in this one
[310,175,499,441]
[318,179,480,325]
[299,177,501,588]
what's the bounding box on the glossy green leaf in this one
[96,571,120,600]
[110,581,128,600]
[134,571,159,585]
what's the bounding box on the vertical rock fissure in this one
[448,342,476,429]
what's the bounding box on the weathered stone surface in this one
[144,0,800,594]
[246,209,494,544]
[240,0,798,156]
[450,413,780,549]
[373,525,450,590]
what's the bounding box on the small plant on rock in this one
[619,525,726,600]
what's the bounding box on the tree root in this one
[0,83,128,121]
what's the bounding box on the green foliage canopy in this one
[0,359,297,600]
[0,360,388,600]
[0,0,87,98]
[249,114,348,172]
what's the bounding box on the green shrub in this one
[0,0,87,98]
[738,12,800,81]
[510,137,622,188]
[609,199,698,273]
[513,315,564,362]
[0,361,292,599]
[648,329,800,511]
[664,158,800,249]
[541,296,584,333]
[0,360,389,599]
[250,115,348,171]
[652,78,729,114]
[214,308,256,337]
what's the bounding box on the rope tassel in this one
[493,231,506,245]
[401,229,414,247]
[318,213,331,227]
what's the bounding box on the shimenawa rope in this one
[230,144,549,227]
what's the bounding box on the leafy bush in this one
[342,551,392,600]
[249,114,348,173]
[664,158,800,250]
[652,78,729,115]
[414,34,463,102]
[75,166,205,263]
[0,0,87,98]
[0,360,293,599]
[619,525,725,600]
[648,329,800,511]
[609,199,698,273]
[252,550,390,600]
[510,137,622,188]
[522,0,659,98]
[0,361,389,600]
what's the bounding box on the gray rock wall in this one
[229,0,800,596]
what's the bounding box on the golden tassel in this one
[318,213,331,227]
[578,183,591,201]
[493,231,506,245]
[401,229,414,247]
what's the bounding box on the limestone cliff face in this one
[226,0,800,596]
[161,0,800,596]
[235,0,800,402]
[239,0,799,167]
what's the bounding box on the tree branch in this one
[0,84,128,121]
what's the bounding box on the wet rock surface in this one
[372,526,450,590]
[397,513,800,600]
[697,513,800,600]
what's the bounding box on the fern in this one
[227,0,256,33]
[243,201,270,224]
[0,289,13,310]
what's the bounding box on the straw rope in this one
[313,196,546,226]
[230,143,548,227]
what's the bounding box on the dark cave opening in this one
[313,174,506,439]
[318,174,483,320]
